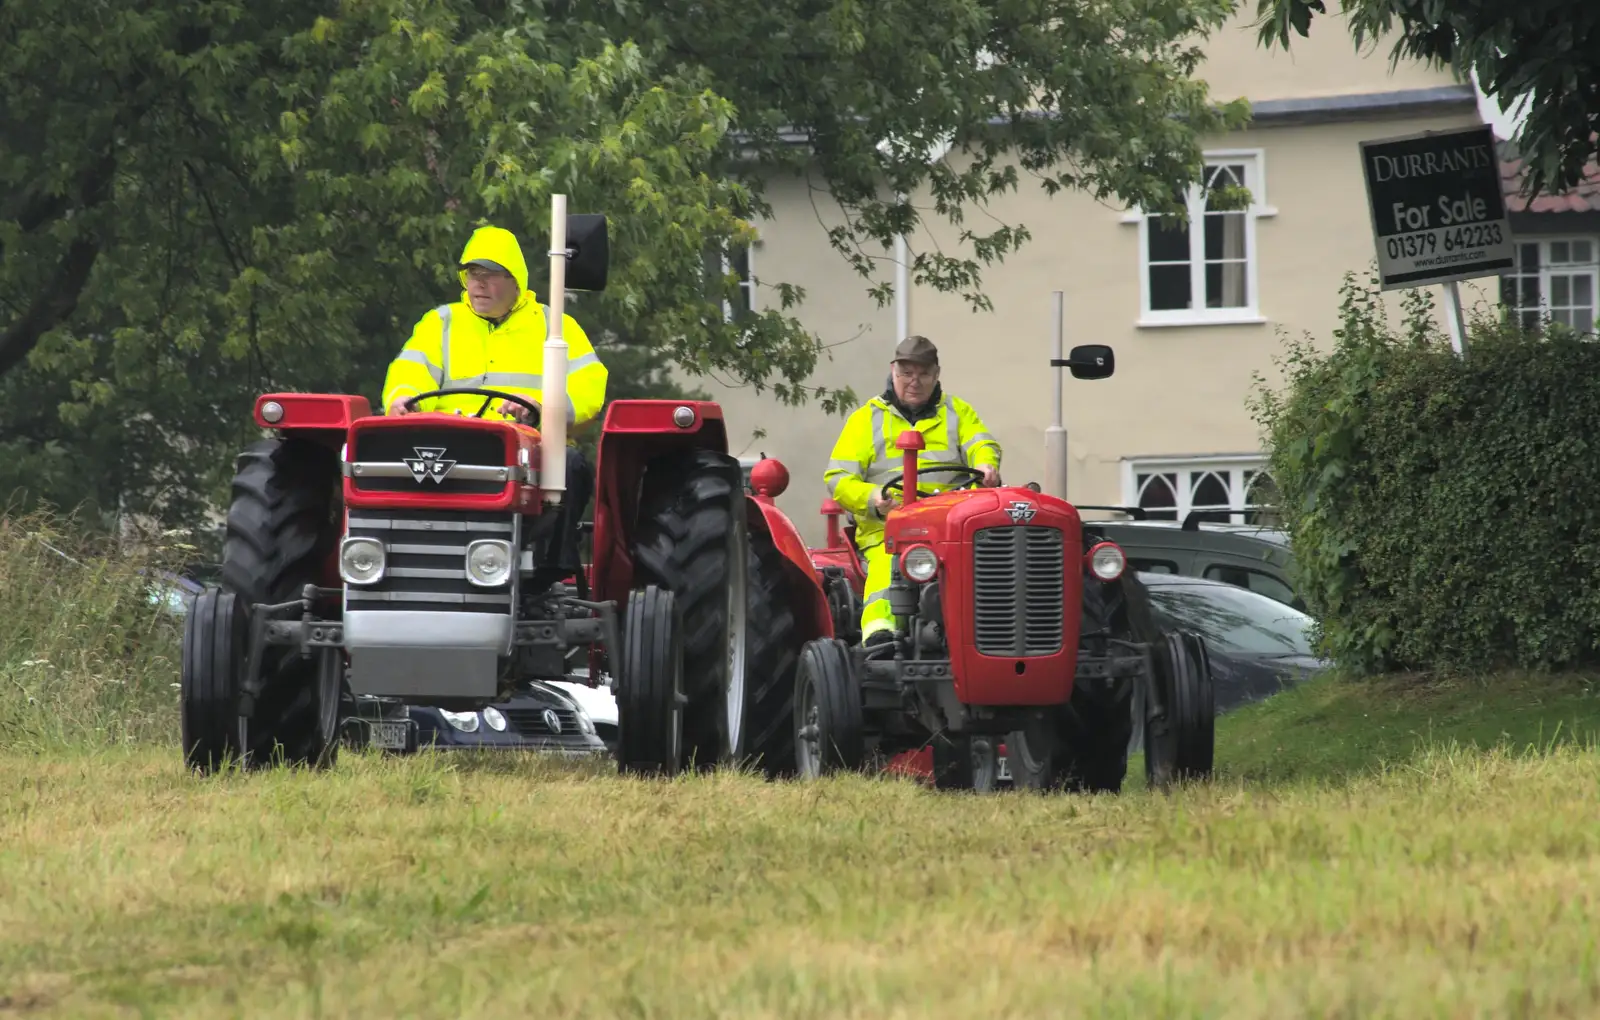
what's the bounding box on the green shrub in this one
[1249,269,1600,676]
[0,510,185,747]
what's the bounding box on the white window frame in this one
[1121,149,1276,328]
[1499,236,1600,334]
[1119,454,1275,521]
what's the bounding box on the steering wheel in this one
[879,464,989,500]
[401,387,541,426]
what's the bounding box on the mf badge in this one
[1004,500,1037,523]
[403,447,457,484]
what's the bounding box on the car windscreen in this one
[1144,581,1317,657]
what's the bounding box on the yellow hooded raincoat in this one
[381,226,609,427]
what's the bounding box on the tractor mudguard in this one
[746,498,834,644]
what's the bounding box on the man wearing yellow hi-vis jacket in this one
[822,335,1002,658]
[381,224,609,576]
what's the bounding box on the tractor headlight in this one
[899,544,939,583]
[1086,541,1126,582]
[340,537,386,585]
[482,707,508,732]
[465,539,514,587]
[440,710,480,733]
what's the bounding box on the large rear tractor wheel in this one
[740,525,801,777]
[180,588,247,773]
[793,638,863,778]
[632,447,796,774]
[1145,631,1216,790]
[220,437,344,770]
[615,586,684,776]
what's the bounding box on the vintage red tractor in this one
[179,197,831,777]
[751,345,1216,793]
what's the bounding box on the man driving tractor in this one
[822,335,1002,658]
[380,224,610,575]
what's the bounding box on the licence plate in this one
[368,720,409,750]
[996,753,1012,781]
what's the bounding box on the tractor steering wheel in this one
[879,464,989,500]
[401,387,542,427]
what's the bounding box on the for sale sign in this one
[1359,125,1514,290]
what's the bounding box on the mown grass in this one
[4,518,1600,1017]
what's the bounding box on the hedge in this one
[1248,270,1600,676]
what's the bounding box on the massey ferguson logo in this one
[1004,500,1037,523]
[403,447,457,484]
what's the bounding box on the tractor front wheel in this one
[220,436,344,769]
[931,734,1000,792]
[615,585,684,776]
[1145,631,1216,789]
[793,638,863,778]
[180,588,247,774]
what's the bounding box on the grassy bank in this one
[3,671,1600,1018]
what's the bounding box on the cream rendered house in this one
[699,9,1487,543]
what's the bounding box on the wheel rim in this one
[668,633,684,769]
[970,738,996,791]
[724,522,749,756]
[796,670,821,778]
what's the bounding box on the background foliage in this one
[1249,270,1600,675]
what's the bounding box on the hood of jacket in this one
[457,225,533,317]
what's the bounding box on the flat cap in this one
[892,334,939,366]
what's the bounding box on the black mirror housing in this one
[562,213,609,292]
[1051,343,1114,380]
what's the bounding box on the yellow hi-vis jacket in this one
[822,388,1001,551]
[380,225,609,427]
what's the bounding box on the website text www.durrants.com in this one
[1405,249,1487,270]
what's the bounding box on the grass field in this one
[5,518,1600,1017]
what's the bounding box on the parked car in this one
[342,680,609,757]
[549,671,618,754]
[1080,506,1303,611]
[1138,571,1327,713]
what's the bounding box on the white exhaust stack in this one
[541,193,570,504]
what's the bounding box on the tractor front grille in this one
[971,525,1066,657]
[345,509,515,614]
[348,426,510,495]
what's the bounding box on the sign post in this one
[1358,124,1513,355]
[1042,290,1068,499]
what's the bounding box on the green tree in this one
[1253,0,1600,198]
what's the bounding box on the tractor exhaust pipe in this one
[542,193,570,504]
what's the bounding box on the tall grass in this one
[0,511,186,747]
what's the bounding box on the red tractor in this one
[179,197,832,777]
[750,346,1216,793]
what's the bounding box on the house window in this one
[1135,152,1268,327]
[1123,457,1280,524]
[701,242,756,322]
[1499,238,1599,333]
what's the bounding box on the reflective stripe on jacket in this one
[822,391,1001,550]
[381,225,608,426]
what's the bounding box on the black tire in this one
[793,638,863,777]
[615,585,684,776]
[1004,710,1071,791]
[632,448,749,770]
[932,734,999,792]
[180,588,246,774]
[1145,631,1216,789]
[220,436,343,769]
[740,525,802,777]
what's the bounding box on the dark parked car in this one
[1081,506,1303,610]
[342,680,608,757]
[1138,570,1327,713]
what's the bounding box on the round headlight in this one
[900,544,939,583]
[340,537,386,585]
[672,405,696,428]
[465,540,513,587]
[440,710,480,733]
[260,400,285,424]
[482,706,508,732]
[1087,541,1126,581]
[573,707,596,735]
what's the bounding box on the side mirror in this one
[561,213,609,292]
[1051,344,1114,380]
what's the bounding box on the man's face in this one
[892,360,938,405]
[465,264,518,318]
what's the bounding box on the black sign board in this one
[1359,125,1513,290]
